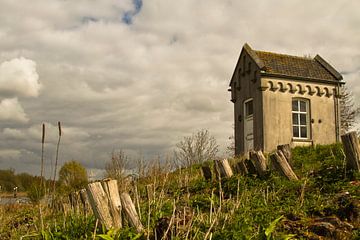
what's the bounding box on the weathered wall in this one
[261,77,340,152]
[231,50,263,155]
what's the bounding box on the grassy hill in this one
[1,143,359,239]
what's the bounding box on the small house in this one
[229,43,344,155]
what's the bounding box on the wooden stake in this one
[86,182,114,230]
[270,150,299,181]
[341,131,360,171]
[277,144,293,167]
[215,159,233,178]
[120,193,144,233]
[249,150,267,177]
[101,179,122,228]
[201,166,212,180]
[235,161,248,175]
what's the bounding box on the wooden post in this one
[245,159,257,174]
[250,150,267,177]
[215,159,233,178]
[86,182,114,230]
[235,161,248,175]
[120,193,144,233]
[270,150,299,181]
[79,188,91,215]
[201,166,212,180]
[341,131,360,171]
[102,179,122,229]
[277,144,293,167]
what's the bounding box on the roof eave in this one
[314,55,343,80]
[260,72,344,85]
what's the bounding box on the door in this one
[244,99,254,153]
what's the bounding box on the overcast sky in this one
[0,0,359,178]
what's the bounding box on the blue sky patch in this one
[122,0,143,25]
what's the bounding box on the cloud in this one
[0,0,358,176]
[0,98,28,123]
[3,128,26,139]
[0,57,41,97]
[122,0,143,24]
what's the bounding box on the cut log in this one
[120,193,144,233]
[341,131,360,171]
[86,181,114,230]
[201,166,212,180]
[249,150,267,177]
[270,150,299,181]
[215,159,233,178]
[102,179,122,228]
[277,144,293,167]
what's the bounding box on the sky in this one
[0,0,359,179]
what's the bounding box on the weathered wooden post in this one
[120,193,144,233]
[250,150,267,177]
[86,181,114,229]
[102,179,122,228]
[79,188,91,215]
[341,131,360,171]
[277,144,293,167]
[270,150,299,181]
[201,166,212,180]
[215,159,233,178]
[235,161,248,175]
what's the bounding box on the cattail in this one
[53,121,62,194]
[58,121,62,137]
[40,123,45,182]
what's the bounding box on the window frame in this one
[292,98,311,140]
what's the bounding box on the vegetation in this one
[340,86,360,134]
[58,160,88,194]
[174,129,219,167]
[0,143,359,239]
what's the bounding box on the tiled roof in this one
[254,50,339,81]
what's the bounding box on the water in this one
[0,197,30,205]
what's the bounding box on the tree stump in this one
[341,131,360,172]
[102,179,122,229]
[86,181,114,230]
[270,150,299,180]
[201,166,212,180]
[250,150,267,177]
[120,193,144,233]
[277,144,293,167]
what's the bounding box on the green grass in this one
[1,143,359,239]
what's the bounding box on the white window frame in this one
[292,98,310,140]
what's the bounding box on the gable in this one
[229,43,343,87]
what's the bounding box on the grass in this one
[0,143,359,239]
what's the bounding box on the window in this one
[245,100,253,117]
[292,99,310,139]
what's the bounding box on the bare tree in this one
[105,150,129,182]
[340,86,360,134]
[174,129,219,167]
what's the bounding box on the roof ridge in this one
[254,50,314,61]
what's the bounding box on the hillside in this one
[1,144,359,239]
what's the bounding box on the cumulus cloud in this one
[0,0,359,175]
[0,57,41,97]
[0,98,28,123]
